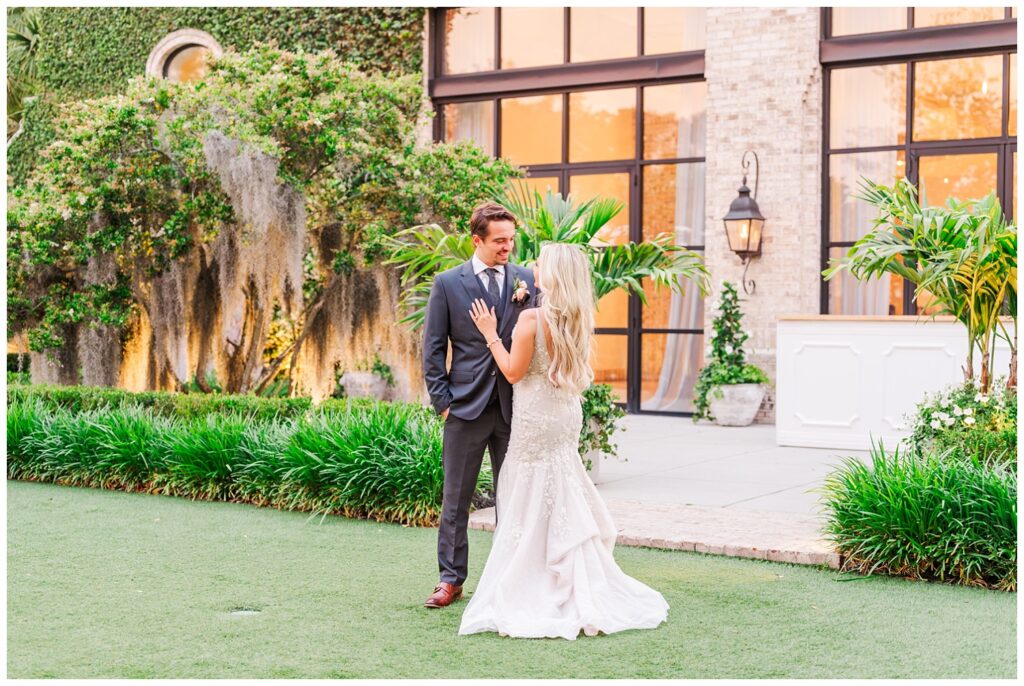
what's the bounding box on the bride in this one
[458,242,669,640]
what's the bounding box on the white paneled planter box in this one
[776,315,1014,450]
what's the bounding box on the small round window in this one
[146,29,222,83]
[163,44,211,83]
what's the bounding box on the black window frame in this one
[819,8,1017,315]
[430,7,708,416]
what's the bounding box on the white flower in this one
[935,411,948,421]
[930,420,941,429]
[963,407,973,416]
[940,398,950,408]
[944,417,955,426]
[963,416,976,426]
[952,406,962,416]
[978,395,990,404]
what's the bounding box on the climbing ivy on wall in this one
[35,7,424,98]
[7,97,57,187]
[7,7,425,186]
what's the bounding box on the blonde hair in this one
[537,243,596,395]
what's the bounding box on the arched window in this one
[146,29,222,83]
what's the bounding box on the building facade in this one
[8,7,1017,426]
[428,7,1017,422]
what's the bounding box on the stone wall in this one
[704,7,824,423]
[30,134,427,404]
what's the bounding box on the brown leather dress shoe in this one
[424,582,463,608]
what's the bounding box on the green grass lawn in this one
[7,480,1016,678]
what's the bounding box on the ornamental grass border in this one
[821,442,1017,592]
[7,391,476,528]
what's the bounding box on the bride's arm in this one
[469,299,536,384]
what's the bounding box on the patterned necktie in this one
[485,268,501,307]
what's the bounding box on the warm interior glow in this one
[830,7,907,36]
[571,172,630,335]
[164,46,211,83]
[443,8,495,74]
[643,82,706,160]
[913,54,1003,141]
[443,101,494,156]
[500,94,562,165]
[569,88,636,163]
[501,7,564,69]
[643,7,706,54]
[570,7,636,63]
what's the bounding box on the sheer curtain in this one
[829,151,903,315]
[645,158,705,412]
[827,64,906,315]
[444,101,494,155]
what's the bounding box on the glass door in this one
[568,167,635,407]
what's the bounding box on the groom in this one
[421,202,536,609]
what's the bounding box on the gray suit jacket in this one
[422,259,537,423]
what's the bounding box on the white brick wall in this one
[704,8,824,423]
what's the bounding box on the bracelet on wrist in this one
[486,337,501,348]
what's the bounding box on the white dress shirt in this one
[472,254,505,298]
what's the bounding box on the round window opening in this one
[146,29,222,83]
[163,44,211,83]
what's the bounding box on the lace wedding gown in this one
[459,313,669,640]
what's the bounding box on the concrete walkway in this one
[469,414,871,568]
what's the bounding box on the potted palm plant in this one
[692,281,770,426]
[824,178,1017,393]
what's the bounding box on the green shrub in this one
[693,281,770,422]
[11,404,172,490]
[579,383,627,470]
[5,391,464,527]
[903,378,1017,467]
[7,371,30,385]
[8,383,316,421]
[6,399,49,481]
[156,414,249,500]
[9,383,619,466]
[282,403,448,524]
[822,442,1017,591]
[234,420,296,505]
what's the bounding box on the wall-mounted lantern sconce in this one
[722,150,765,295]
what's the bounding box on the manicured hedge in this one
[7,383,362,421]
[822,443,1017,591]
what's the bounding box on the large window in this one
[433,8,707,415]
[822,8,1016,315]
[829,6,1006,36]
[439,7,705,73]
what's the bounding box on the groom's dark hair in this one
[470,202,518,239]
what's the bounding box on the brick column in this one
[704,8,824,423]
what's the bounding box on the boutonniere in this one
[511,277,531,305]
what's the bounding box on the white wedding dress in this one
[459,313,669,640]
